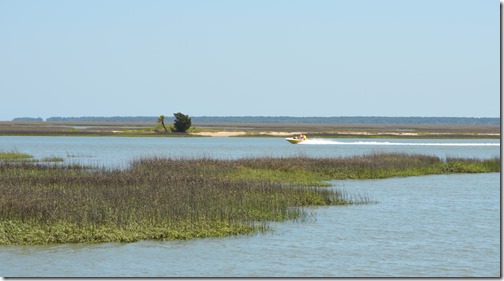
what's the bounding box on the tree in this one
[157,115,168,133]
[172,112,192,133]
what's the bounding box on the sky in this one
[0,0,500,121]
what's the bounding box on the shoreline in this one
[0,121,500,139]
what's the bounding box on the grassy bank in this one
[0,153,499,245]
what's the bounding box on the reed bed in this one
[0,151,64,163]
[0,152,499,245]
[0,151,33,161]
[229,152,500,182]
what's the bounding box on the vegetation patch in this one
[0,153,499,245]
[0,151,64,163]
[228,153,500,182]
[0,151,33,161]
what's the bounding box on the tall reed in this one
[0,152,499,245]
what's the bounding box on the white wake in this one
[299,139,500,147]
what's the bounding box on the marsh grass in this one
[0,151,64,163]
[229,153,500,182]
[0,151,33,161]
[0,152,499,245]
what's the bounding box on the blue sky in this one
[0,0,500,120]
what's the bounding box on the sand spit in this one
[191,131,307,137]
[191,131,247,137]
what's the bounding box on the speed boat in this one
[285,134,307,144]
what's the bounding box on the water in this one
[0,136,499,168]
[0,136,500,277]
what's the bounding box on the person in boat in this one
[294,134,307,140]
[292,134,307,140]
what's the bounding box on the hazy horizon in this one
[10,115,501,121]
[0,0,499,121]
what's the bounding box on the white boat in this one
[285,134,307,144]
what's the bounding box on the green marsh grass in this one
[0,151,64,163]
[0,152,499,245]
[0,151,33,161]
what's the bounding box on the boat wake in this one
[300,139,500,147]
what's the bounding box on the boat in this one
[285,134,307,144]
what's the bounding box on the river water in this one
[0,136,500,277]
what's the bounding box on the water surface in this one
[0,136,499,168]
[0,136,500,277]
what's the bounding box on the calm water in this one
[0,136,500,277]
[0,136,499,168]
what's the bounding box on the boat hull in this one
[285,138,305,144]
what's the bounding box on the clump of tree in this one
[172,112,192,133]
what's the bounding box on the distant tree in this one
[157,115,168,133]
[172,112,192,133]
[12,117,43,122]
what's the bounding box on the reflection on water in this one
[0,137,500,277]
